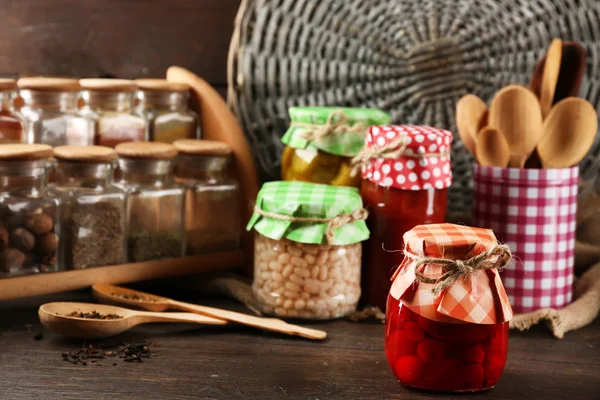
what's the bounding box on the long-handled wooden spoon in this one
[92,284,327,340]
[531,41,587,105]
[476,127,510,167]
[537,97,598,169]
[488,85,544,168]
[530,38,562,118]
[456,94,488,157]
[38,302,226,339]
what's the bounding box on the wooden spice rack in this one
[0,250,244,301]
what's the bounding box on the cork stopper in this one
[115,142,177,160]
[0,144,53,161]
[54,145,117,163]
[0,79,17,91]
[79,79,137,92]
[17,77,80,92]
[135,79,190,92]
[173,139,233,156]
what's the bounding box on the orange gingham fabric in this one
[390,223,513,324]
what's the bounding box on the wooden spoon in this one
[476,127,510,167]
[531,41,587,105]
[38,302,226,340]
[488,85,544,168]
[92,284,327,340]
[456,94,488,157]
[537,97,598,169]
[532,38,562,118]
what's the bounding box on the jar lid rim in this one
[54,145,117,163]
[0,144,53,161]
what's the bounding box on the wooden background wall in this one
[0,0,241,95]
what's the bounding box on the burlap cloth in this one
[202,192,600,339]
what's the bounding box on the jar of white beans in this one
[253,232,361,320]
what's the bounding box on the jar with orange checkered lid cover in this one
[385,223,513,392]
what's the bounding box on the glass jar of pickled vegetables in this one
[114,142,184,261]
[385,223,513,392]
[0,144,61,277]
[17,77,89,146]
[51,145,127,269]
[173,139,240,255]
[247,181,369,319]
[357,125,452,311]
[135,79,200,143]
[281,107,390,188]
[79,79,146,147]
[0,79,24,144]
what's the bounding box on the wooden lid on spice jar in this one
[135,79,190,92]
[115,142,177,160]
[54,146,117,163]
[0,144,53,161]
[173,139,233,156]
[0,79,17,91]
[17,77,80,92]
[79,79,137,92]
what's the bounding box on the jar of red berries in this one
[385,223,513,392]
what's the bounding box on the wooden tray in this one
[0,251,244,301]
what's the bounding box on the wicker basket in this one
[228,0,600,212]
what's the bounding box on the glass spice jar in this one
[135,79,200,143]
[173,139,240,255]
[281,107,391,188]
[385,223,513,392]
[51,145,127,269]
[114,142,184,262]
[247,181,369,319]
[0,79,24,143]
[0,144,61,277]
[79,79,146,148]
[358,125,452,311]
[16,77,89,146]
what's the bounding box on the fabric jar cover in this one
[246,180,369,245]
[390,223,513,324]
[361,125,453,191]
[473,165,578,314]
[281,107,391,157]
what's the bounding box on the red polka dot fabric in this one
[362,125,453,191]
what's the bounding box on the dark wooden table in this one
[0,289,598,400]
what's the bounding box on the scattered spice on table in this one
[128,231,182,261]
[111,292,158,302]
[67,310,122,320]
[61,341,156,366]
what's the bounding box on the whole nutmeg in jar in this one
[385,223,513,392]
[247,181,370,320]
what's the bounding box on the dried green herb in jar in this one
[64,202,126,269]
[128,231,182,262]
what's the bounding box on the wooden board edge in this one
[0,251,244,301]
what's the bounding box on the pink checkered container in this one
[473,165,578,313]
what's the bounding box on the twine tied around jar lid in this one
[403,244,512,296]
[350,136,450,177]
[252,205,368,244]
[291,109,366,142]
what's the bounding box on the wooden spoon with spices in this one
[38,302,226,340]
[92,283,328,340]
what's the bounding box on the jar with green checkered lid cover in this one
[281,107,390,188]
[247,181,370,319]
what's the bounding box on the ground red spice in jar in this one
[384,223,513,392]
[355,125,452,311]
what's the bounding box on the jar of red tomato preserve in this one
[356,125,452,310]
[385,223,513,392]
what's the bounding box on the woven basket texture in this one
[228,0,600,212]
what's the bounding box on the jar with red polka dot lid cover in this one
[352,125,452,311]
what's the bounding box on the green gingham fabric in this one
[281,106,391,157]
[247,181,370,245]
